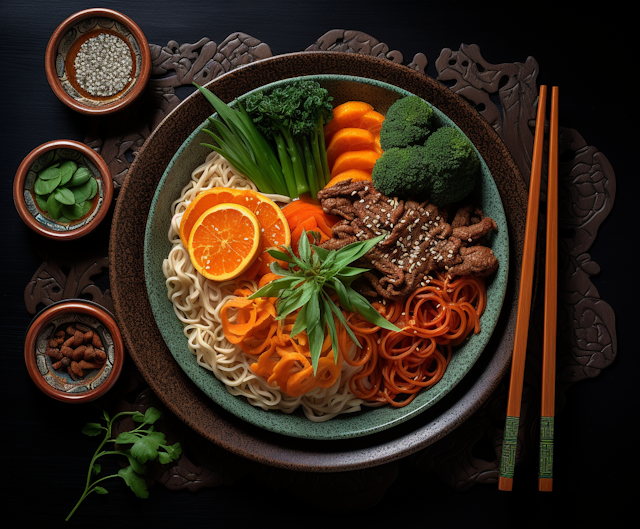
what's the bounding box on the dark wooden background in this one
[1,1,634,526]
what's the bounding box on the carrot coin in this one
[326,128,376,170]
[323,101,373,142]
[187,203,261,281]
[324,169,373,188]
[330,149,381,177]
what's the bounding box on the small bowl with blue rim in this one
[13,139,113,240]
[44,7,151,115]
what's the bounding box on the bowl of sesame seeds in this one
[45,8,151,115]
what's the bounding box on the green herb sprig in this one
[249,231,401,374]
[33,159,98,222]
[66,407,182,522]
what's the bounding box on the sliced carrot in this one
[346,110,385,135]
[326,128,376,170]
[330,149,381,177]
[324,101,374,142]
[324,169,373,189]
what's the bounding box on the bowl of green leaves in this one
[13,139,113,240]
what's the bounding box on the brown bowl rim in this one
[24,300,125,403]
[12,139,114,240]
[44,7,151,115]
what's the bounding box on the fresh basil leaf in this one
[37,163,60,180]
[321,296,339,363]
[332,235,385,269]
[86,177,98,200]
[35,193,49,211]
[59,160,77,185]
[326,277,354,312]
[297,229,311,263]
[67,166,92,186]
[93,486,108,495]
[306,316,324,375]
[53,187,75,205]
[62,203,85,220]
[266,249,295,263]
[249,276,303,298]
[289,304,307,337]
[324,293,360,346]
[34,174,61,195]
[310,244,330,262]
[46,193,64,219]
[346,287,401,332]
[276,284,315,319]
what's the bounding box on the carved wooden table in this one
[23,30,616,504]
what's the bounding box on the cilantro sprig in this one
[66,407,182,521]
[249,231,401,374]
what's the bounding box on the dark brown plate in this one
[109,51,527,471]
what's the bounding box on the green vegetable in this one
[422,126,480,206]
[372,126,479,206]
[195,83,289,197]
[66,407,181,522]
[244,80,333,198]
[32,160,98,222]
[248,231,401,374]
[379,95,436,150]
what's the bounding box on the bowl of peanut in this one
[24,299,124,403]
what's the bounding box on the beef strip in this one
[317,180,498,301]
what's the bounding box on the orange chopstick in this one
[539,86,559,492]
[498,85,548,491]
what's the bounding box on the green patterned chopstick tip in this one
[500,415,519,479]
[538,416,554,479]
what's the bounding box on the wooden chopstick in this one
[539,86,559,492]
[498,85,548,491]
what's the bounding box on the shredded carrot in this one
[220,272,486,404]
[343,271,487,407]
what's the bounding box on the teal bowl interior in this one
[144,74,509,440]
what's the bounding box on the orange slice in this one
[326,128,377,170]
[330,149,381,177]
[187,203,261,281]
[179,188,291,280]
[324,169,373,189]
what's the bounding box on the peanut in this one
[48,324,107,379]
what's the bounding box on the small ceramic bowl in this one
[24,300,124,403]
[13,139,113,240]
[45,8,151,115]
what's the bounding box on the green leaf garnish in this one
[65,407,181,521]
[248,231,401,374]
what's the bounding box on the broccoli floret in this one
[424,126,479,206]
[372,145,430,197]
[371,126,480,206]
[379,95,435,150]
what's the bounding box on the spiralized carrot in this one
[221,271,486,405]
[343,271,487,407]
[220,286,343,397]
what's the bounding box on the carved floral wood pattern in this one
[23,30,617,500]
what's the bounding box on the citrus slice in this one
[187,203,261,281]
[179,188,291,280]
